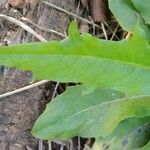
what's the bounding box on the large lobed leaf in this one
[0,21,150,146]
[93,117,150,150]
[31,85,150,140]
[108,0,138,31]
[0,22,150,96]
[132,0,150,25]
[108,0,150,32]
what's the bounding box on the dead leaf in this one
[80,0,89,11]
[8,0,25,9]
[89,0,110,22]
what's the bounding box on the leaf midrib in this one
[35,95,150,132]
[1,53,150,70]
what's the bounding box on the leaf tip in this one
[68,21,80,38]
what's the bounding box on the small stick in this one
[0,14,46,42]
[101,22,108,40]
[51,82,59,100]
[38,140,43,150]
[110,25,119,40]
[125,32,132,40]
[48,141,52,150]
[103,21,120,40]
[78,137,81,150]
[21,17,66,38]
[43,1,101,29]
[0,80,49,100]
[60,145,64,150]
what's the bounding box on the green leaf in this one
[68,21,80,38]
[108,0,138,31]
[137,142,150,150]
[31,85,150,140]
[0,23,150,96]
[94,117,150,150]
[108,0,150,43]
[132,0,150,25]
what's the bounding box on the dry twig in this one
[43,1,101,29]
[0,80,49,100]
[21,17,66,38]
[101,22,108,40]
[0,14,46,41]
